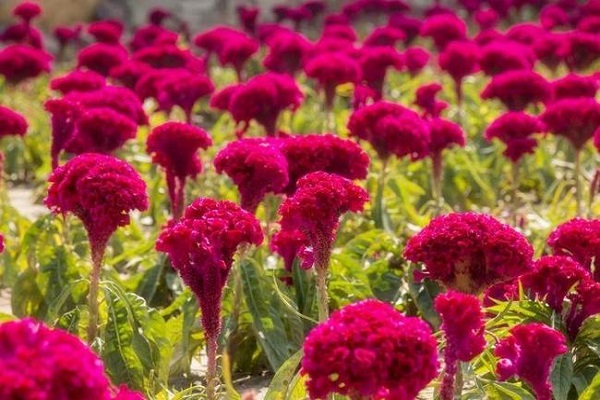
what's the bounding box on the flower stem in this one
[440,350,458,400]
[574,149,583,216]
[206,334,218,400]
[374,158,388,229]
[510,160,520,225]
[87,244,104,344]
[315,265,329,321]
[432,152,443,215]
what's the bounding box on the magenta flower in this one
[505,23,546,46]
[109,60,153,90]
[215,33,259,81]
[533,33,569,72]
[0,106,28,139]
[0,234,3,253]
[0,44,51,84]
[388,14,422,44]
[156,70,214,122]
[133,44,199,70]
[363,26,405,47]
[304,52,361,109]
[428,118,465,155]
[130,25,178,52]
[358,46,403,100]
[12,2,42,23]
[50,70,105,95]
[566,280,600,338]
[495,323,567,400]
[77,43,127,76]
[420,13,467,51]
[0,318,113,400]
[0,22,43,48]
[237,5,259,35]
[54,24,81,48]
[263,30,311,75]
[271,228,308,274]
[438,40,480,104]
[302,299,439,399]
[320,24,357,42]
[113,386,146,400]
[415,83,448,118]
[193,26,240,58]
[562,31,600,72]
[474,9,499,30]
[68,86,147,126]
[479,42,535,76]
[541,98,600,150]
[44,98,77,169]
[214,138,288,213]
[88,20,123,44]
[578,15,600,33]
[404,212,533,294]
[435,291,485,400]
[404,46,430,76]
[548,218,600,281]
[146,122,212,219]
[540,4,570,30]
[485,112,545,162]
[552,73,598,100]
[481,70,551,111]
[156,198,263,399]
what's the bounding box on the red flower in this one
[0,234,3,253]
[428,117,466,155]
[481,70,551,111]
[263,30,312,75]
[209,84,239,111]
[215,138,288,213]
[358,46,403,99]
[552,73,598,100]
[566,280,600,338]
[50,70,105,95]
[415,83,448,118]
[0,106,28,138]
[547,218,600,280]
[0,22,43,48]
[562,31,600,72]
[479,42,535,76]
[485,112,544,162]
[541,98,600,150]
[88,20,123,44]
[13,2,42,23]
[404,212,534,294]
[438,40,479,102]
[156,70,214,122]
[148,7,171,25]
[363,26,405,47]
[540,4,570,30]
[237,5,260,34]
[420,13,467,51]
[271,229,308,273]
[404,46,430,76]
[0,44,51,84]
[302,299,439,399]
[304,52,361,108]
[44,98,78,169]
[495,323,567,400]
[77,43,127,76]
[109,60,153,90]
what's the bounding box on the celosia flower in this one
[44,98,77,169]
[479,42,535,76]
[552,73,599,100]
[547,218,600,280]
[357,46,403,100]
[215,33,259,81]
[562,31,600,72]
[404,212,534,294]
[302,299,439,399]
[109,60,153,90]
[214,138,288,213]
[505,23,546,46]
[404,46,430,76]
[438,40,479,104]
[578,15,600,33]
[68,86,148,125]
[485,112,545,162]
[495,323,567,400]
[388,14,422,44]
[237,5,259,35]
[0,234,3,253]
[428,117,465,155]
[541,98,600,150]
[88,20,123,44]
[12,2,42,23]
[0,44,51,84]
[133,44,198,71]
[415,83,448,118]
[130,25,178,52]
[263,31,311,76]
[473,29,504,46]
[193,26,241,58]
[50,69,105,94]
[304,52,361,109]
[77,43,127,76]
[54,24,82,58]
[308,37,358,58]
[533,33,568,72]
[271,228,308,273]
[280,134,370,193]
[481,70,551,111]
[209,84,239,111]
[435,291,485,400]
[146,122,212,218]
[540,4,570,30]
[363,26,405,47]
[113,386,146,400]
[321,24,358,42]
[0,106,28,138]
[420,13,467,51]
[474,9,499,30]
[0,318,112,400]
[156,70,214,122]
[0,22,43,48]
[566,280,600,338]
[272,5,313,29]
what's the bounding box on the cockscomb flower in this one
[45,98,77,169]
[215,33,259,81]
[388,14,422,45]
[505,23,545,46]
[428,118,465,155]
[540,4,570,30]
[321,23,357,42]
[439,40,480,104]
[0,106,28,139]
[302,299,439,399]
[271,228,308,273]
[481,70,551,111]
[109,60,153,90]
[263,31,311,76]
[130,24,178,52]
[146,122,212,218]
[77,43,127,76]
[562,31,600,72]
[68,86,147,126]
[304,52,361,109]
[0,44,51,84]
[479,42,534,77]
[156,198,263,399]
[214,138,288,213]
[133,44,199,71]
[474,8,499,30]
[88,20,123,44]
[0,234,3,253]
[237,5,259,35]
[533,33,568,72]
[495,323,567,400]
[193,26,240,59]
[0,318,112,400]
[0,22,43,48]
[50,69,105,95]
[404,46,430,76]
[358,46,403,100]
[485,112,545,162]
[435,291,485,400]
[566,280,600,338]
[156,70,214,122]
[363,26,405,47]
[541,98,600,150]
[54,24,82,58]
[552,73,599,100]
[415,83,448,118]
[404,212,534,294]
[280,134,370,193]
[420,13,467,51]
[578,15,600,33]
[113,386,146,400]
[12,2,42,23]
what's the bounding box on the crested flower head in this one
[533,33,568,71]
[0,22,43,48]
[214,138,288,212]
[562,31,600,72]
[404,46,430,76]
[50,69,105,95]
[109,60,153,90]
[485,112,545,162]
[67,86,147,125]
[541,98,600,150]
[215,33,259,79]
[77,43,127,76]
[438,40,480,85]
[420,13,467,51]
[113,386,146,400]
[0,44,51,84]
[156,198,263,337]
[388,14,422,44]
[0,234,3,253]
[552,73,599,100]
[358,46,403,99]
[566,280,600,338]
[475,8,499,30]
[237,5,259,34]
[505,23,545,46]
[44,98,78,169]
[302,299,439,399]
[495,323,567,400]
[0,318,112,400]
[263,30,311,76]
[53,24,81,47]
[0,106,28,138]
[415,83,448,118]
[130,25,178,52]
[45,153,148,254]
[133,44,199,70]
[547,218,600,280]
[479,42,535,76]
[363,26,405,47]
[304,52,361,108]
[271,228,308,273]
[88,20,124,44]
[156,70,214,120]
[13,2,42,23]
[404,212,534,294]
[481,70,551,111]
[428,117,466,155]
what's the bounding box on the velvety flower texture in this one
[263,31,311,76]
[237,5,259,34]
[420,13,467,51]
[302,299,439,400]
[214,32,259,80]
[562,31,600,72]
[271,229,308,273]
[156,198,263,339]
[0,106,28,138]
[109,60,153,90]
[0,44,51,84]
[156,70,214,122]
[50,70,106,95]
[428,118,466,155]
[113,386,146,400]
[479,42,535,76]
[304,52,362,108]
[13,2,42,23]
[495,323,567,400]
[0,22,43,49]
[566,280,600,338]
[358,46,403,100]
[77,43,127,76]
[541,98,600,150]
[133,44,199,71]
[438,40,479,103]
[415,83,447,118]
[404,212,534,294]
[214,138,288,213]
[481,70,551,111]
[552,73,599,100]
[88,20,123,44]
[485,112,545,162]
[533,33,568,72]
[403,46,430,76]
[0,318,111,400]
[45,153,148,256]
[363,26,405,47]
[67,86,148,126]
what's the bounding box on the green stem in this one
[432,153,443,215]
[315,265,329,322]
[87,245,104,344]
[374,158,388,229]
[575,149,582,216]
[511,160,520,225]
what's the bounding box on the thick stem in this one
[176,177,185,220]
[315,266,329,322]
[206,334,218,400]
[432,152,443,215]
[574,149,583,216]
[374,158,389,229]
[87,243,105,344]
[440,349,458,400]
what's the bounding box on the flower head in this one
[0,22,43,48]
[388,14,422,44]
[88,20,123,44]
[0,44,51,84]
[156,70,214,121]
[44,98,78,169]
[404,46,430,76]
[13,2,42,23]
[438,40,480,85]
[547,218,600,280]
[77,43,127,76]
[533,33,569,71]
[50,70,106,95]
[237,5,259,34]
[562,31,600,72]
[302,299,439,399]
[113,386,146,400]
[53,25,81,48]
[541,98,600,150]
[358,46,403,99]
[428,117,466,155]
[552,73,599,100]
[404,212,534,294]
[363,26,405,47]
[485,112,545,162]
[215,33,259,79]
[479,42,535,76]
[263,31,311,76]
[481,70,551,111]
[415,83,448,118]
[0,106,28,138]
[130,25,178,52]
[420,13,467,51]
[304,52,361,108]
[271,229,308,273]
[67,86,148,125]
[109,60,153,90]
[133,44,199,71]
[566,280,600,338]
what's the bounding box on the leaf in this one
[11,268,45,318]
[407,264,441,328]
[286,372,308,400]
[264,350,303,400]
[579,372,600,400]
[551,353,573,400]
[221,351,241,400]
[485,382,535,400]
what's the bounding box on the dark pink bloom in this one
[566,280,600,338]
[156,70,214,122]
[388,14,422,44]
[13,2,41,23]
[415,83,448,118]
[209,84,239,111]
[304,52,361,108]
[133,44,199,70]
[308,37,358,58]
[358,46,403,100]
[481,70,551,111]
[485,112,544,162]
[214,138,288,212]
[552,73,598,100]
[44,98,78,169]
[77,43,127,76]
[0,22,43,48]
[133,68,176,101]
[420,13,467,51]
[0,318,112,400]
[193,26,241,56]
[0,234,3,253]
[578,16,600,33]
[88,20,123,44]
[130,25,178,52]
[148,7,171,25]
[53,24,81,47]
[363,26,405,47]
[50,70,105,94]
[547,218,600,280]
[540,4,571,30]
[439,40,479,103]
[280,134,370,193]
[562,31,600,72]
[474,9,499,30]
[404,212,533,294]
[324,13,350,25]
[147,122,212,218]
[479,42,534,76]
[45,153,148,257]
[505,23,545,46]
[263,30,311,75]
[473,28,505,46]
[495,323,567,400]
[533,33,569,71]
[428,118,466,155]
[321,24,358,42]
[541,98,600,150]
[302,299,439,399]
[68,86,148,125]
[113,386,146,400]
[404,46,430,76]
[271,228,308,273]
[215,33,259,80]
[109,60,153,90]
[0,44,51,84]
[0,106,28,138]
[237,5,260,35]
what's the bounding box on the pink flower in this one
[363,26,405,47]
[148,7,171,25]
[358,46,403,99]
[209,84,238,111]
[88,20,123,44]
[146,122,212,218]
[271,229,308,273]
[481,70,551,111]
[404,212,534,294]
[562,31,600,72]
[50,70,105,95]
[541,98,600,150]
[0,318,113,400]
[438,40,480,103]
[302,299,439,399]
[552,73,599,100]
[0,234,3,253]
[485,112,545,162]
[0,44,51,84]
[495,323,567,400]
[44,98,78,169]
[474,9,499,30]
[388,14,422,44]
[156,70,214,122]
[133,44,199,70]
[263,31,312,75]
[540,4,571,30]
[214,138,288,213]
[0,106,28,138]
[566,280,600,338]
[533,33,569,71]
[130,25,178,52]
[428,118,466,155]
[304,52,361,109]
[109,60,153,90]
[415,83,448,118]
[77,43,127,76]
[547,218,600,280]
[321,24,357,42]
[68,86,148,125]
[505,23,545,46]
[45,153,148,260]
[479,42,535,76]
[420,13,467,51]
[404,46,430,76]
[53,24,81,48]
[0,22,43,48]
[237,5,260,35]
[215,33,259,81]
[13,2,42,23]
[578,15,600,33]
[113,386,146,400]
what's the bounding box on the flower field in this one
[1,0,600,399]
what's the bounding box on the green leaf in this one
[407,264,441,328]
[579,372,600,400]
[551,353,573,400]
[264,350,303,400]
[485,382,535,400]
